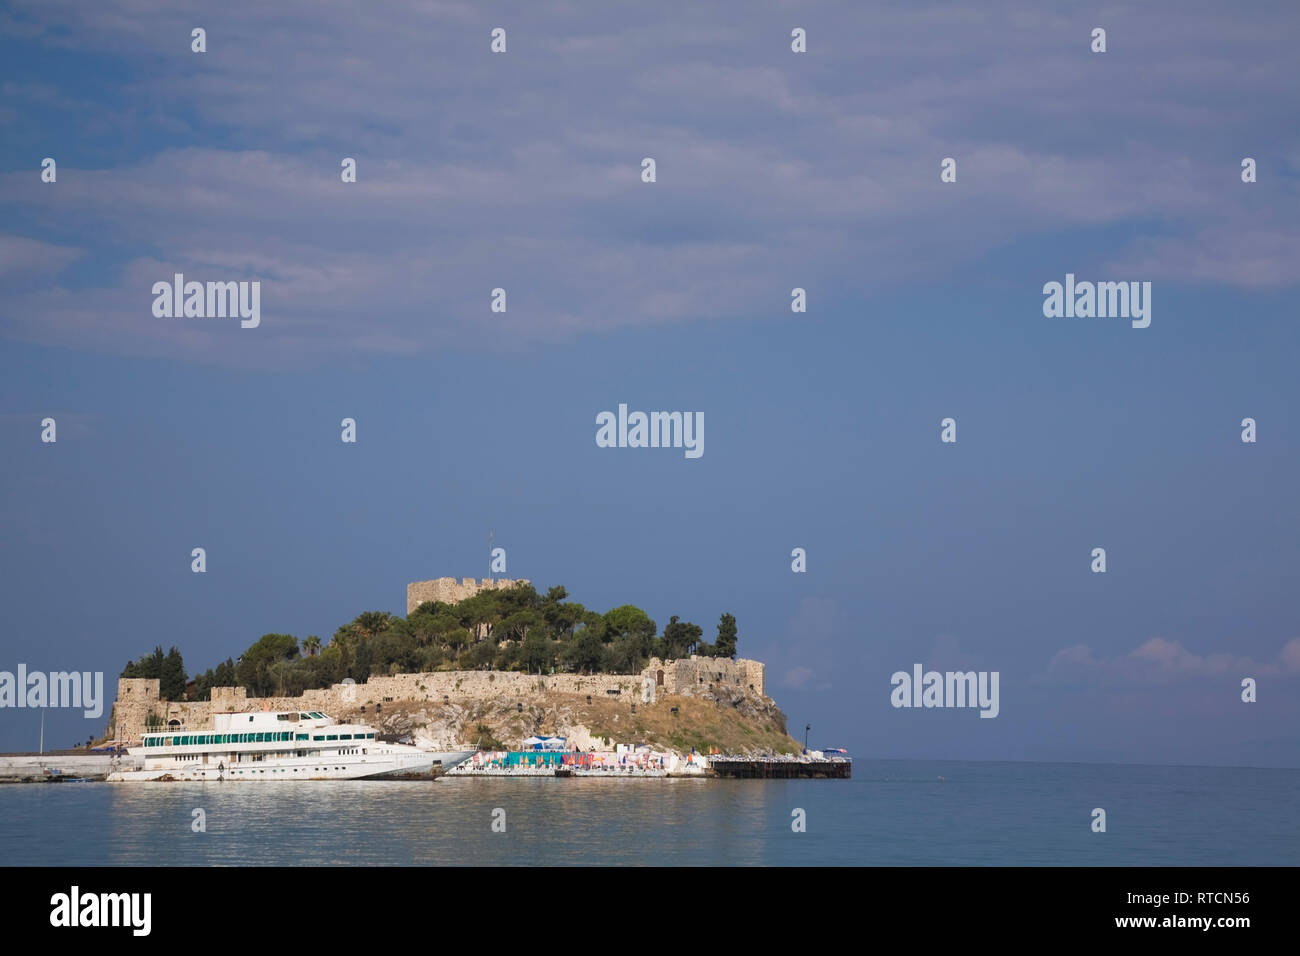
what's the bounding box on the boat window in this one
[340,734,352,740]
[300,713,311,720]
[326,735,338,741]
[296,733,307,741]
[313,735,324,741]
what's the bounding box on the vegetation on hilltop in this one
[120,584,743,701]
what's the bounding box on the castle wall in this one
[406,577,531,615]
[107,657,767,741]
[648,656,763,697]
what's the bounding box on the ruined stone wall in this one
[106,678,160,740]
[405,577,531,615]
[108,657,767,741]
[648,656,764,697]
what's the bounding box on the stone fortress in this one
[107,576,766,743]
[406,576,530,615]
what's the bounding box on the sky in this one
[1,1,1298,765]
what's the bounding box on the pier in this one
[0,752,139,783]
[709,757,851,779]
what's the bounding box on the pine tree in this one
[160,646,187,701]
[715,613,738,659]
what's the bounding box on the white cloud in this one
[1037,637,1300,685]
[2,1,1296,364]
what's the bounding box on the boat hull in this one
[107,750,437,782]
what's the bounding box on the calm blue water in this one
[2,761,1296,865]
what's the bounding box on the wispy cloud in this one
[1036,637,1300,686]
[2,0,1297,366]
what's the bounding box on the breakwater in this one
[0,752,140,783]
[710,757,851,779]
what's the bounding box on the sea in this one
[3,760,1297,866]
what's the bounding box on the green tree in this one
[661,616,703,659]
[520,632,554,674]
[603,605,657,645]
[603,636,646,674]
[213,658,236,688]
[715,612,738,659]
[456,592,503,643]
[121,646,166,681]
[236,633,299,695]
[566,630,605,674]
[499,609,542,644]
[160,646,187,701]
[372,620,418,673]
[191,668,214,701]
[302,635,321,657]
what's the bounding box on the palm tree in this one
[354,611,397,639]
[302,635,321,657]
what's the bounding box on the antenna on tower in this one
[488,529,494,582]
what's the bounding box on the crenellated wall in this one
[406,577,531,615]
[106,656,766,741]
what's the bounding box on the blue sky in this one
[2,1,1298,764]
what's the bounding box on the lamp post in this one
[804,723,811,753]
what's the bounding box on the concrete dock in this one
[0,752,140,783]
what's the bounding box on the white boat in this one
[107,710,455,782]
